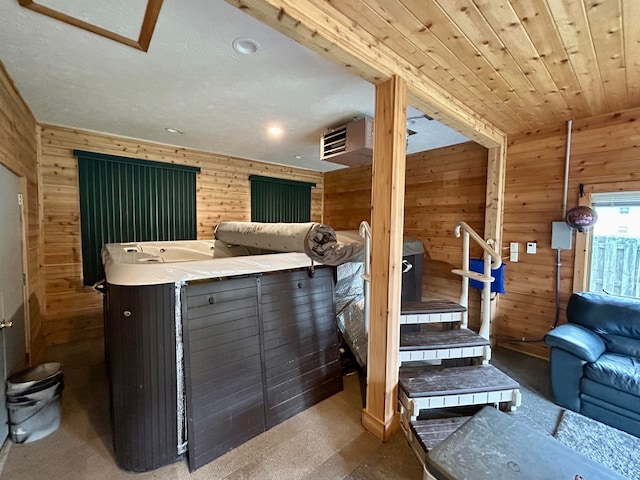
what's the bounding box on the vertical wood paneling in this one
[0,62,44,363]
[39,125,324,345]
[324,141,488,329]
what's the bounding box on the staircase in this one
[360,221,522,478]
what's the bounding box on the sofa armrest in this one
[544,324,605,362]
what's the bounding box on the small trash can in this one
[6,362,64,444]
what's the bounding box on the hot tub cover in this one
[214,221,364,266]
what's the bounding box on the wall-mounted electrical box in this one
[551,222,573,250]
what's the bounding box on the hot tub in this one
[102,239,317,286]
[102,240,342,472]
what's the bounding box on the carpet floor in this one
[0,340,637,479]
[554,409,640,479]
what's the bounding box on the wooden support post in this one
[362,75,407,442]
[484,143,506,342]
[485,144,506,250]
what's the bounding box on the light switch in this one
[527,242,537,254]
[509,242,519,262]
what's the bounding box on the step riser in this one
[400,389,522,422]
[400,346,490,364]
[400,312,464,324]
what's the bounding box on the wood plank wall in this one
[324,142,488,329]
[39,125,323,346]
[500,106,640,358]
[0,62,44,363]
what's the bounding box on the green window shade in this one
[76,151,200,285]
[250,175,315,223]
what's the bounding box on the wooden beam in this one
[227,0,506,149]
[18,0,164,52]
[573,194,592,293]
[362,75,406,442]
[485,144,507,249]
[484,142,507,342]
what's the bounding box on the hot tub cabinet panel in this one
[182,276,265,470]
[105,283,180,472]
[181,268,342,471]
[105,266,342,472]
[261,269,342,428]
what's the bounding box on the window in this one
[588,191,640,298]
[249,175,315,223]
[76,150,200,285]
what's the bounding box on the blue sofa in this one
[544,292,640,437]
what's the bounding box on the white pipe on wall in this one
[562,119,573,219]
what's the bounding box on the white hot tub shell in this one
[102,239,317,286]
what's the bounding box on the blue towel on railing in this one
[469,259,506,294]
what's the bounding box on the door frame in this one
[19,177,30,361]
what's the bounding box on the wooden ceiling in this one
[233,0,639,137]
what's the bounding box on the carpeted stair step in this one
[400,300,466,325]
[399,328,490,363]
[399,365,521,421]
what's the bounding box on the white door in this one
[0,163,27,442]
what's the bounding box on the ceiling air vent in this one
[321,117,373,167]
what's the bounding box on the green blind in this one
[76,151,200,285]
[249,175,315,223]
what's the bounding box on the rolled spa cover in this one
[213,221,363,266]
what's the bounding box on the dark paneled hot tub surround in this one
[105,282,180,472]
[182,267,342,471]
[104,267,342,472]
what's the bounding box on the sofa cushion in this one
[567,293,640,351]
[582,378,640,415]
[605,334,640,358]
[584,353,640,396]
[581,398,640,438]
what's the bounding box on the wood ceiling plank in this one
[585,0,628,112]
[358,0,535,132]
[327,0,524,132]
[622,0,640,106]
[509,0,594,118]
[431,0,557,125]
[398,0,538,129]
[546,0,609,115]
[327,1,490,114]
[472,0,572,120]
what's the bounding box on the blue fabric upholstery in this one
[545,292,640,438]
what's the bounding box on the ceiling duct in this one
[321,117,373,167]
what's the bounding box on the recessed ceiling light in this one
[294,154,304,159]
[267,126,283,137]
[165,127,184,134]
[232,37,260,55]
